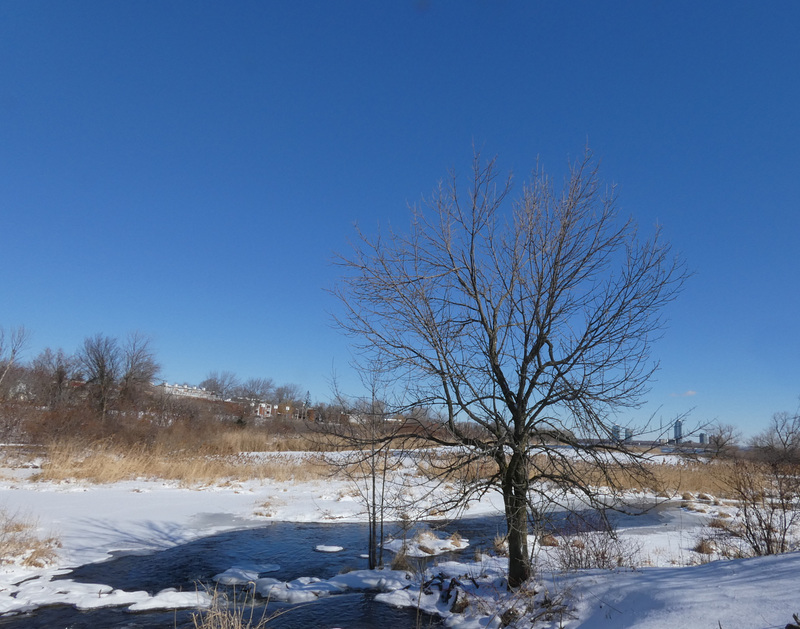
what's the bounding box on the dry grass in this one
[0,510,61,568]
[643,463,727,497]
[539,533,560,547]
[14,428,746,497]
[191,586,282,629]
[493,533,508,556]
[390,546,413,571]
[693,537,716,555]
[419,449,735,497]
[31,439,331,485]
[708,515,731,528]
[200,429,328,455]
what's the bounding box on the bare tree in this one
[77,333,121,417]
[30,347,78,409]
[236,377,275,402]
[200,371,240,400]
[333,151,687,586]
[0,325,30,395]
[274,383,304,406]
[705,421,741,458]
[751,408,800,464]
[120,332,160,406]
[316,364,408,570]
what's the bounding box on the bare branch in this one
[0,325,30,392]
[333,149,688,586]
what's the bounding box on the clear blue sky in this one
[1,1,798,437]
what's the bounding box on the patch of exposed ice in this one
[314,544,344,553]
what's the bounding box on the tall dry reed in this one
[33,439,330,485]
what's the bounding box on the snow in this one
[384,528,469,557]
[1,452,799,627]
[212,564,280,585]
[127,588,213,612]
[561,554,800,629]
[315,544,345,552]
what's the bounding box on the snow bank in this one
[250,568,412,603]
[1,451,799,627]
[384,529,469,557]
[0,576,212,615]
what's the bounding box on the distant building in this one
[611,424,622,441]
[255,402,274,418]
[625,427,634,443]
[157,382,218,401]
[674,419,683,444]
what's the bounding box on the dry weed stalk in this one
[0,510,60,568]
[191,585,284,629]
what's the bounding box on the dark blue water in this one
[0,519,503,629]
[0,507,665,628]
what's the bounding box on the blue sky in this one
[1,1,798,437]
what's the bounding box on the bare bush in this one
[714,457,800,556]
[550,512,641,571]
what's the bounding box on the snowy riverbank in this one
[1,455,798,627]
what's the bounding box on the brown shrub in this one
[0,510,60,568]
[693,538,715,555]
[539,534,559,547]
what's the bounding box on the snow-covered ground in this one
[0,453,798,627]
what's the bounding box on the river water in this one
[0,518,508,629]
[0,505,674,628]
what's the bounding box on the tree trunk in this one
[369,452,378,569]
[503,460,531,588]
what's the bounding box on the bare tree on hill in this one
[77,334,122,417]
[274,383,304,406]
[333,150,687,587]
[236,377,275,402]
[120,332,160,406]
[0,325,30,396]
[30,347,79,409]
[200,371,240,400]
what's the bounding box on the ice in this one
[314,544,344,552]
[213,564,281,584]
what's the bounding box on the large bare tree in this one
[120,332,160,406]
[77,333,122,417]
[333,151,687,586]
